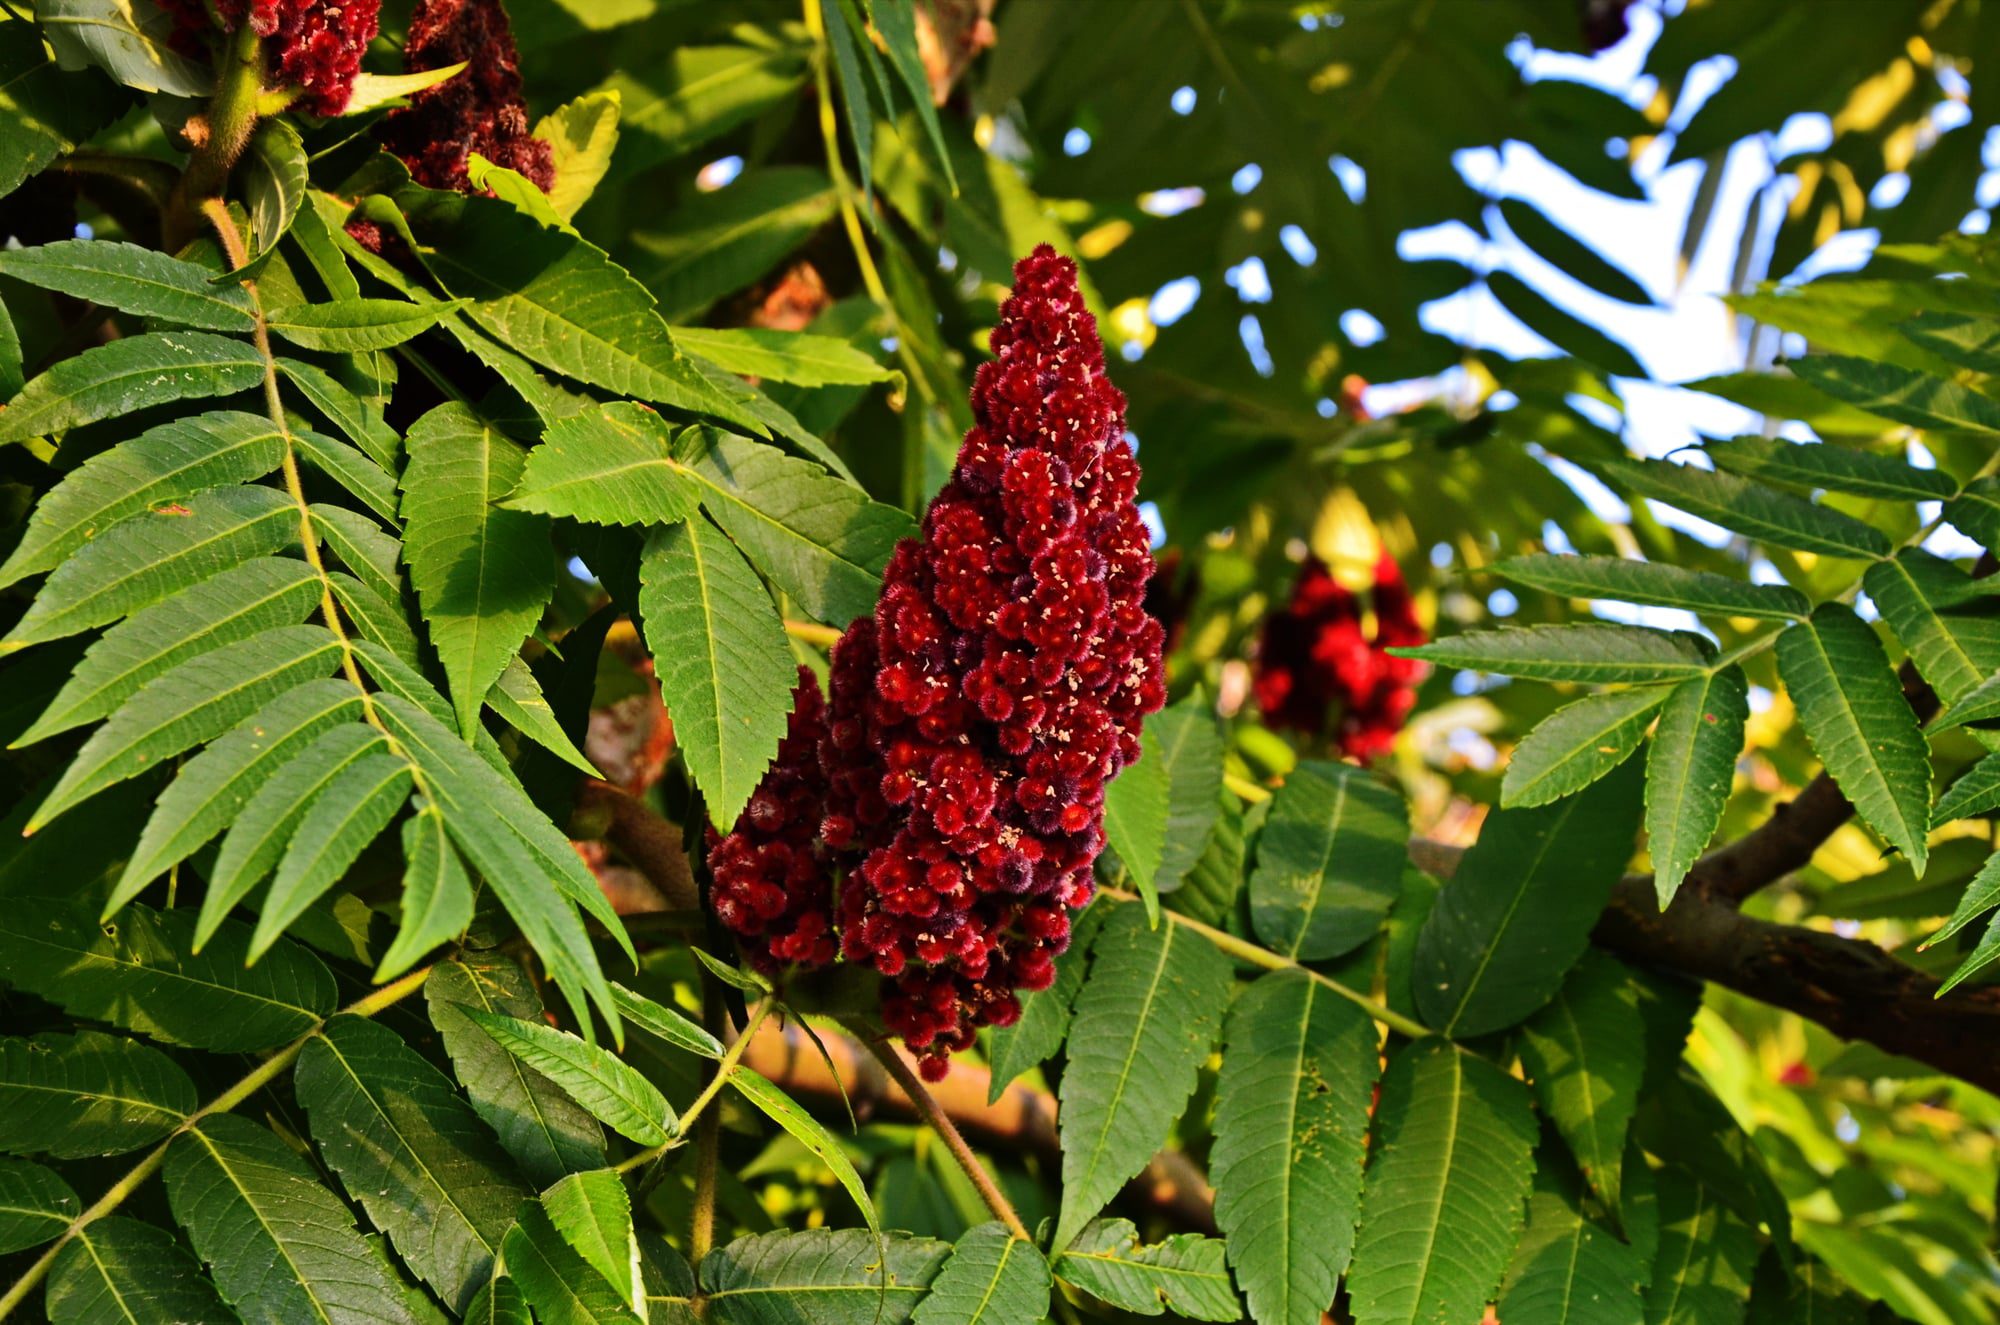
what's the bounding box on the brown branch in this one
[576,779,698,910]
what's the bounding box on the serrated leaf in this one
[1703,436,1954,501]
[1052,1218,1238,1321]
[535,89,621,222]
[611,983,724,1060]
[37,0,211,96]
[1519,952,1645,1211]
[0,894,335,1051]
[112,679,366,912]
[17,557,320,745]
[488,655,600,775]
[373,693,627,1036]
[29,624,342,833]
[428,956,607,1186]
[1504,686,1669,809]
[1863,549,2000,705]
[1646,666,1749,907]
[0,1157,77,1253]
[463,1011,671,1145]
[871,0,956,191]
[462,1277,533,1325]
[296,1017,530,1313]
[690,430,915,625]
[412,192,760,432]
[543,1171,644,1313]
[165,1114,421,1325]
[241,116,305,265]
[824,0,881,201]
[289,428,398,521]
[313,501,403,602]
[0,23,128,200]
[2,483,297,648]
[1596,455,1891,559]
[1920,850,2000,950]
[911,1223,1050,1325]
[1776,606,1931,874]
[1053,903,1230,1251]
[0,240,253,331]
[268,297,463,353]
[1414,759,1642,1037]
[253,750,413,958]
[1494,554,1808,621]
[1933,752,2000,827]
[0,1031,193,1158]
[701,1228,951,1325]
[1939,910,2000,995]
[0,329,262,445]
[278,357,401,469]
[1396,623,1712,684]
[1499,196,1651,304]
[1247,759,1408,961]
[1347,1040,1537,1325]
[401,403,555,738]
[46,1215,235,1324]
[986,901,1106,1103]
[640,516,795,828]
[626,167,838,322]
[1898,310,2000,374]
[376,804,475,981]
[202,722,391,946]
[1497,1171,1645,1325]
[1211,970,1378,1325]
[502,1196,641,1324]
[673,327,896,388]
[1789,353,2000,434]
[1100,725,1166,919]
[503,400,702,526]
[730,1067,879,1237]
[1643,1171,1758,1325]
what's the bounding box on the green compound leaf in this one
[1790,352,2000,435]
[0,240,254,331]
[1247,759,1408,961]
[400,403,555,739]
[639,516,795,829]
[700,1228,951,1325]
[251,750,413,959]
[1414,759,1643,1037]
[461,1010,672,1146]
[45,1216,235,1325]
[0,331,264,445]
[296,1017,530,1313]
[1052,1218,1239,1321]
[503,400,703,526]
[1933,753,2000,828]
[1396,623,1713,684]
[1776,606,1931,875]
[1642,1171,1759,1325]
[912,1223,1050,1325]
[542,1170,644,1314]
[266,297,464,353]
[1211,970,1378,1325]
[1502,686,1668,809]
[502,1196,642,1324]
[1702,435,1954,501]
[165,1114,422,1325]
[1054,903,1230,1251]
[0,1031,194,1158]
[377,804,475,981]
[1595,454,1891,559]
[1497,1168,1645,1325]
[0,1157,77,1254]
[1346,1040,1537,1325]
[674,326,896,388]
[1518,951,1647,1212]
[1493,554,1808,622]
[610,983,724,1060]
[1646,666,1750,907]
[427,956,607,1187]
[730,1067,880,1239]
[1865,549,2000,706]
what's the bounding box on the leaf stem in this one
[166,23,265,249]
[0,964,435,1320]
[854,1030,1032,1241]
[616,995,777,1175]
[784,618,843,648]
[1098,886,1431,1039]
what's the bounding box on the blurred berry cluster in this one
[1254,552,1425,760]
[158,0,380,115]
[379,0,553,192]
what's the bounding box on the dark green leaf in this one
[1499,197,1652,304]
[1518,952,1645,1211]
[701,1228,950,1325]
[461,1010,672,1146]
[1494,554,1808,622]
[912,1223,1049,1325]
[1502,686,1668,809]
[0,1031,193,1158]
[1396,623,1713,684]
[0,1157,77,1253]
[1247,759,1408,961]
[45,1216,235,1324]
[1053,1218,1238,1321]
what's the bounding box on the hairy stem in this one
[854,1030,1032,1240]
[0,964,435,1320]
[166,24,265,250]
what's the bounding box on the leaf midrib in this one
[1063,928,1178,1246]
[1440,797,1580,1036]
[185,1127,338,1324]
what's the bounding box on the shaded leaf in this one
[0,1031,193,1158]
[1503,686,1667,809]
[46,1216,235,1324]
[1248,759,1408,961]
[1052,1218,1238,1322]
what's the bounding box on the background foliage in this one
[2,0,1999,1322]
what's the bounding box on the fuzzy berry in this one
[707,669,839,973]
[818,245,1166,1078]
[156,0,379,116]
[1254,552,1425,759]
[377,0,554,194]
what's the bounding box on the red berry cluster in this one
[377,0,553,194]
[1253,552,1425,760]
[706,669,839,973]
[157,0,379,116]
[709,246,1165,1078]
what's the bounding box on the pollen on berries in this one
[1254,551,1427,759]
[377,0,555,194]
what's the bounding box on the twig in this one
[616,996,777,1175]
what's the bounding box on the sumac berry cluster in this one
[1254,551,1425,759]
[158,0,380,115]
[712,246,1165,1078]
[378,0,554,193]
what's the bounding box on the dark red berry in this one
[377,0,554,194]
